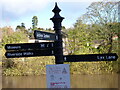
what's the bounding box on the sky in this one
[0,0,106,30]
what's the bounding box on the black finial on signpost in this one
[50,3,64,64]
[50,2,64,30]
[52,2,61,12]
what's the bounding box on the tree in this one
[66,1,120,74]
[16,23,26,31]
[16,23,28,36]
[21,23,25,28]
[73,1,119,53]
[86,1,119,53]
[85,1,118,24]
[62,26,66,30]
[1,27,28,48]
[32,16,38,30]
[2,31,28,47]
[66,21,93,54]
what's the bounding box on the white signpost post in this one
[46,64,70,88]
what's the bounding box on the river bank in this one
[2,74,119,88]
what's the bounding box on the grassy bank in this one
[2,57,55,76]
[2,56,120,76]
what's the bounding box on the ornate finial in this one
[50,3,64,30]
[52,2,61,13]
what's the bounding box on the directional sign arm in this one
[63,53,118,62]
[5,49,55,58]
[34,30,58,40]
[5,42,55,50]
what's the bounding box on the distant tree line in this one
[66,1,119,54]
[64,0,120,74]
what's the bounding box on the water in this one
[2,74,119,88]
[0,65,2,89]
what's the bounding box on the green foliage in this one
[85,1,118,24]
[0,27,28,48]
[32,16,38,30]
[65,1,119,74]
[3,57,55,76]
[66,24,97,54]
[16,23,28,35]
[67,1,119,54]
[1,31,28,48]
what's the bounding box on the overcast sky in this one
[0,0,110,30]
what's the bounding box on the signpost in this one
[63,53,118,62]
[34,30,58,41]
[5,42,54,50]
[4,3,119,89]
[50,2,64,64]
